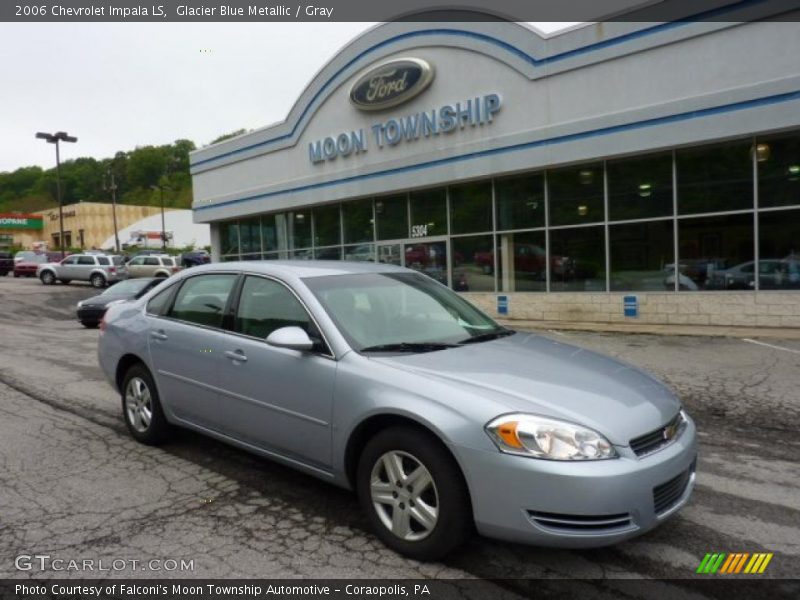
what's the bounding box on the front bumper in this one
[77,306,106,323]
[453,417,697,548]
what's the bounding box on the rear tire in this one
[40,271,55,285]
[121,364,171,445]
[81,320,99,329]
[59,279,71,285]
[90,273,106,288]
[356,427,472,561]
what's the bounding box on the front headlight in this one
[485,413,617,460]
[76,300,83,308]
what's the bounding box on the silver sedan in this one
[98,261,697,560]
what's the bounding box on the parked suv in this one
[127,255,181,278]
[180,249,211,268]
[0,251,12,276]
[37,254,129,287]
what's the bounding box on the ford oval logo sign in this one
[349,58,434,111]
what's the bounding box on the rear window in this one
[96,256,110,265]
[112,256,125,265]
[162,257,175,266]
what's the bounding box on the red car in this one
[14,252,67,277]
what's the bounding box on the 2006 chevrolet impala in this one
[98,261,697,560]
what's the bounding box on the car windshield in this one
[101,279,153,296]
[304,272,509,352]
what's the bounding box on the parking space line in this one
[742,338,800,355]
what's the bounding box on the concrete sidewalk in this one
[498,319,800,340]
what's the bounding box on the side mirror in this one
[266,326,314,352]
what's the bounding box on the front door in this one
[217,274,336,468]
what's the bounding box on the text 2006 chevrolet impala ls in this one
[98,261,697,560]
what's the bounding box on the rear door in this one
[216,274,336,468]
[146,272,239,430]
[76,255,96,280]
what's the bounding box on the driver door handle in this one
[150,330,168,341]
[224,350,248,363]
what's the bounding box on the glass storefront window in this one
[262,252,279,260]
[261,215,278,252]
[549,226,606,291]
[548,163,604,226]
[409,188,447,238]
[451,235,494,292]
[495,173,544,231]
[677,140,753,214]
[290,249,313,260]
[315,246,342,260]
[610,221,674,291]
[608,153,673,221]
[288,211,312,249]
[449,180,492,234]
[677,213,754,290]
[239,218,261,254]
[342,198,373,244]
[496,230,546,292]
[757,134,800,208]
[758,209,800,290]
[375,194,409,240]
[404,240,447,285]
[220,221,240,256]
[241,253,261,261]
[314,204,341,247]
[343,244,375,261]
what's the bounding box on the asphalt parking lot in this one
[0,276,798,594]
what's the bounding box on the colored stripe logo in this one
[696,552,773,574]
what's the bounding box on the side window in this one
[96,256,110,265]
[235,276,323,348]
[144,257,160,266]
[162,257,175,266]
[130,257,144,265]
[78,256,95,265]
[62,256,78,265]
[146,283,176,316]
[169,274,237,328]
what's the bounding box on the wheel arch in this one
[115,353,149,393]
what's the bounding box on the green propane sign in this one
[0,214,44,230]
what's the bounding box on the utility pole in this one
[103,169,120,253]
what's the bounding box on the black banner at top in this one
[2,0,800,23]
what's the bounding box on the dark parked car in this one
[181,249,211,268]
[0,251,12,276]
[76,277,163,328]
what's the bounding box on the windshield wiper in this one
[361,342,458,353]
[458,329,516,345]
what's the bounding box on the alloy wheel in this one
[370,450,439,541]
[125,377,153,433]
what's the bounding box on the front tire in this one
[40,270,55,285]
[121,364,171,445]
[81,320,99,329]
[59,279,71,285]
[90,273,106,288]
[356,427,472,561]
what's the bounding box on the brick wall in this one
[462,292,800,328]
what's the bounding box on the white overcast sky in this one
[0,22,578,173]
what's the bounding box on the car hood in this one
[83,294,131,306]
[369,332,680,446]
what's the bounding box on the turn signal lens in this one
[486,414,617,461]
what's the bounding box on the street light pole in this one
[103,169,120,253]
[36,131,77,258]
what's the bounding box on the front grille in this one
[527,510,634,533]
[630,412,685,457]
[653,460,695,515]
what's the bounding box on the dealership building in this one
[189,13,800,328]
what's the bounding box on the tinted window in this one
[496,230,546,292]
[78,256,95,265]
[495,173,545,231]
[235,276,314,341]
[162,257,175,266]
[261,215,279,252]
[758,209,800,290]
[409,188,446,238]
[610,221,674,291]
[449,180,492,234]
[144,257,159,266]
[96,256,110,265]
[220,221,240,255]
[146,284,176,316]
[240,218,261,254]
[342,198,374,244]
[758,133,800,208]
[170,274,237,328]
[607,152,673,221]
[375,194,408,240]
[289,211,312,249]
[678,213,754,290]
[548,163,604,226]
[313,204,341,247]
[677,140,753,214]
[549,226,606,291]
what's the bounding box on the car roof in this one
[194,260,409,278]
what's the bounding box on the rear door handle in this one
[150,330,168,341]
[224,350,247,363]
